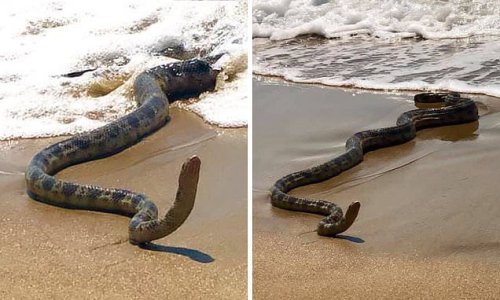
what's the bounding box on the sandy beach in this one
[0,108,247,299]
[253,78,500,299]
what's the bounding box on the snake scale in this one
[25,59,219,245]
[271,92,479,236]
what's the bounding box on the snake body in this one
[270,92,479,236]
[25,59,219,245]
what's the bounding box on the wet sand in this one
[0,109,247,299]
[253,78,500,299]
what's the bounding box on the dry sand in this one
[0,109,247,299]
[253,78,500,299]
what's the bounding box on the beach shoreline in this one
[0,108,247,299]
[253,78,500,299]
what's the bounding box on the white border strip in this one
[247,0,253,299]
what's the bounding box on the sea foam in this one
[253,0,500,40]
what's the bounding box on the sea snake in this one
[25,59,219,245]
[270,92,479,236]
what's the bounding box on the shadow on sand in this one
[139,243,215,263]
[336,235,365,243]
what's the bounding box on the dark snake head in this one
[444,92,462,105]
[162,59,220,101]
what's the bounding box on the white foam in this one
[188,72,249,128]
[0,0,247,140]
[253,0,500,40]
[187,53,249,128]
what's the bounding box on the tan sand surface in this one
[253,78,500,299]
[0,109,247,299]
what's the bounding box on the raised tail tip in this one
[177,155,202,197]
[127,156,202,245]
[345,201,361,224]
[317,201,361,237]
[180,155,201,178]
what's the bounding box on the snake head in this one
[444,92,461,105]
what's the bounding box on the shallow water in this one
[254,36,500,97]
[253,0,500,98]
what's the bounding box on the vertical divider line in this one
[247,0,253,298]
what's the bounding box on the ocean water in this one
[0,0,248,140]
[253,0,500,97]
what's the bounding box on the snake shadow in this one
[139,243,215,263]
[336,235,365,243]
